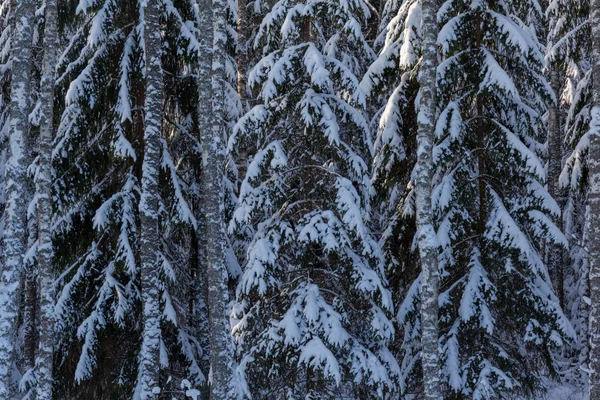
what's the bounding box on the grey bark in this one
[237,0,248,103]
[197,0,237,396]
[35,0,59,398]
[195,0,213,387]
[589,0,600,392]
[138,0,163,397]
[0,0,35,396]
[415,0,442,398]
[236,0,249,173]
[547,69,565,308]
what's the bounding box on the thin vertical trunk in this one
[139,0,163,397]
[415,0,441,398]
[196,0,214,390]
[35,0,59,398]
[588,0,600,393]
[22,267,35,372]
[200,0,237,396]
[475,11,486,238]
[236,0,249,175]
[22,211,37,374]
[236,0,247,104]
[0,0,35,395]
[190,230,210,383]
[547,69,565,308]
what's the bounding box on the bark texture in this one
[590,0,600,393]
[590,0,600,391]
[200,0,237,396]
[35,0,59,398]
[547,69,565,308]
[237,0,248,102]
[195,0,214,387]
[591,0,600,392]
[415,0,442,398]
[0,0,35,396]
[138,1,163,397]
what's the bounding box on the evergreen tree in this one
[52,1,206,396]
[361,0,422,392]
[229,0,399,397]
[547,0,591,387]
[365,0,576,396]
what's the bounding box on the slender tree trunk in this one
[198,0,237,396]
[196,0,214,389]
[415,0,442,398]
[547,69,565,308]
[0,0,35,395]
[236,0,249,174]
[138,0,163,397]
[22,265,36,372]
[236,0,247,104]
[22,213,37,375]
[35,1,59,398]
[191,230,210,382]
[589,0,600,393]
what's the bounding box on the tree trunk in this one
[589,0,600,393]
[415,0,442,398]
[22,265,36,373]
[237,0,247,104]
[547,69,565,308]
[35,0,59,397]
[138,0,163,397]
[191,230,210,384]
[0,0,35,395]
[196,0,214,390]
[199,0,237,396]
[236,0,249,175]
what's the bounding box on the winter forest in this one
[0,0,598,398]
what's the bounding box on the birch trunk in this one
[191,230,210,383]
[195,0,213,388]
[237,0,247,103]
[198,0,237,396]
[588,0,600,393]
[35,0,59,397]
[415,0,442,398]
[0,0,35,395]
[547,69,565,307]
[236,0,249,173]
[138,0,163,397]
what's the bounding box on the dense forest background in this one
[0,0,595,398]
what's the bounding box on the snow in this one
[539,383,584,400]
[458,249,496,334]
[298,337,342,384]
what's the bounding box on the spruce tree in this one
[366,0,576,396]
[547,0,591,386]
[230,0,399,397]
[52,1,206,396]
